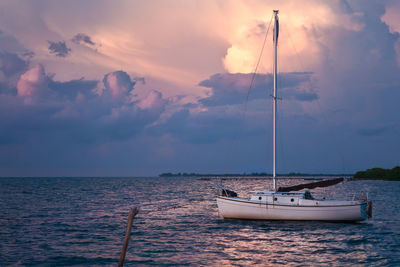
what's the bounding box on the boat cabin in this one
[250,190,316,205]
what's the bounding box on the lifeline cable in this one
[0,197,216,222]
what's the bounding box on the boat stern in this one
[360,200,373,220]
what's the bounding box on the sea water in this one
[0,177,399,266]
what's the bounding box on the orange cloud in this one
[222,1,365,74]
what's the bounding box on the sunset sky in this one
[1,0,399,176]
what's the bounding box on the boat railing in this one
[352,191,369,201]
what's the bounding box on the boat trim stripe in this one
[217,196,365,208]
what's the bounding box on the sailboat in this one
[216,10,372,221]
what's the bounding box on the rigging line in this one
[283,20,305,73]
[283,19,347,174]
[272,21,286,177]
[271,17,286,182]
[0,197,217,222]
[238,13,273,187]
[140,197,215,215]
[243,13,274,117]
[277,55,286,177]
[221,13,274,182]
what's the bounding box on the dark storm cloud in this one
[71,33,95,46]
[48,41,71,57]
[198,72,317,106]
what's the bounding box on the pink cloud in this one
[137,90,166,111]
[16,64,49,100]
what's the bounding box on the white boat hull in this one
[217,196,369,221]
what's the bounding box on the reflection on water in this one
[0,177,399,266]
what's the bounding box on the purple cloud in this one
[0,30,28,54]
[49,78,98,100]
[0,64,167,150]
[199,72,317,106]
[357,125,393,137]
[133,76,145,84]
[0,52,28,76]
[136,90,166,111]
[0,52,29,95]
[48,41,71,57]
[17,64,49,100]
[102,71,135,100]
[71,33,95,46]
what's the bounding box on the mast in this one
[273,10,279,191]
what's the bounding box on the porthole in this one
[291,198,294,202]
[274,197,277,201]
[259,196,262,200]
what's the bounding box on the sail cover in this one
[277,178,344,192]
[274,16,279,42]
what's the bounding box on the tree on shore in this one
[354,166,400,181]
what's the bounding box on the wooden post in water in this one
[118,207,139,267]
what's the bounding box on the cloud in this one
[48,41,71,57]
[0,29,30,55]
[222,1,368,74]
[0,31,32,93]
[49,78,98,100]
[71,33,95,46]
[16,64,49,100]
[148,107,248,144]
[283,88,319,102]
[357,125,393,137]
[0,52,29,94]
[0,62,168,151]
[381,0,400,67]
[137,90,166,110]
[133,76,145,84]
[0,52,28,76]
[102,70,135,99]
[198,72,317,106]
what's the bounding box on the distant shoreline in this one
[160,169,400,181]
[159,172,352,177]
